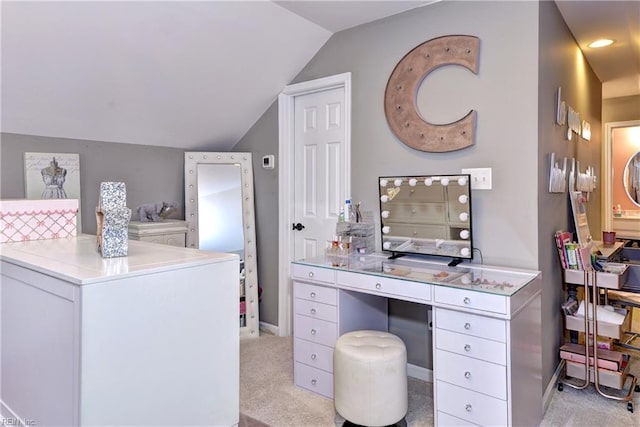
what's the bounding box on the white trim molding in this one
[277,72,352,336]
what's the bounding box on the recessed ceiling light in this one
[588,39,615,48]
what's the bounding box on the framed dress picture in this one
[24,152,82,232]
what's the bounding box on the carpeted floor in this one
[240,334,639,427]
[239,413,269,427]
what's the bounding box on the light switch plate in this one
[461,168,492,190]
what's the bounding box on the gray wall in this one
[603,95,640,123]
[0,133,185,233]
[537,0,603,394]
[237,0,542,371]
[233,103,280,327]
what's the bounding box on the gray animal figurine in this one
[137,201,178,222]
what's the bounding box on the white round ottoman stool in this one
[334,330,408,427]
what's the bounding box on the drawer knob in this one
[375,283,382,289]
[311,379,317,386]
[464,322,471,330]
[465,404,472,412]
[310,329,317,335]
[310,308,317,315]
[464,344,471,352]
[310,292,316,298]
[308,272,314,278]
[311,353,317,360]
[464,371,471,379]
[463,297,471,304]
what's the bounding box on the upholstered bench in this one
[333,330,408,427]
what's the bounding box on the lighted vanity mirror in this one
[379,174,473,266]
[184,152,259,338]
[623,151,640,207]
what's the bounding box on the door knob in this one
[292,222,305,231]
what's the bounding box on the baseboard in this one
[543,361,564,413]
[259,321,279,336]
[407,363,433,383]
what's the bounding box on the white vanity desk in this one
[292,253,542,427]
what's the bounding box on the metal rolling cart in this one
[608,245,640,351]
[558,265,639,413]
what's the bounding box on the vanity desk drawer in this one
[291,263,335,284]
[436,380,507,427]
[294,362,334,398]
[295,298,337,322]
[435,308,506,342]
[336,270,432,302]
[434,286,506,314]
[294,314,338,347]
[294,282,337,306]
[293,338,334,373]
[435,350,507,399]
[436,411,479,427]
[435,328,506,365]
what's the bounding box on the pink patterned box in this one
[0,199,79,243]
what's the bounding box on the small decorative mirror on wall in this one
[623,151,640,207]
[184,152,259,338]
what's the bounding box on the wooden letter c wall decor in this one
[384,35,480,153]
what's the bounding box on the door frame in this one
[602,119,640,232]
[277,72,352,336]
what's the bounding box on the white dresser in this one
[0,235,239,427]
[291,254,542,427]
[128,219,188,247]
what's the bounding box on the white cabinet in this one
[293,276,338,398]
[291,264,388,399]
[433,308,508,425]
[128,219,188,247]
[291,255,542,427]
[0,235,239,426]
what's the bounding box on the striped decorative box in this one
[0,199,79,243]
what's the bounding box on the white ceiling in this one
[555,0,640,100]
[1,1,637,152]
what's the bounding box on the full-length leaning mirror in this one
[185,152,259,338]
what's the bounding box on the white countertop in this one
[294,252,541,297]
[0,234,237,285]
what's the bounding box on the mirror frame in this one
[378,174,473,264]
[184,152,259,339]
[602,120,640,231]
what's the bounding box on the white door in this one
[278,73,351,336]
[293,87,346,260]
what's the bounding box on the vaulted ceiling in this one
[1,1,637,152]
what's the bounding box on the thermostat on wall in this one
[262,155,275,169]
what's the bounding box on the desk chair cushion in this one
[334,330,407,427]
